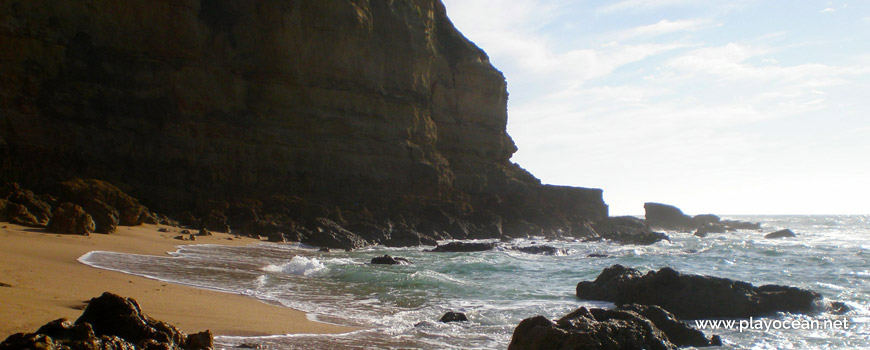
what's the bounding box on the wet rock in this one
[439,312,468,323]
[644,203,696,231]
[618,304,721,347]
[694,223,726,237]
[593,216,669,245]
[512,245,567,255]
[56,179,149,226]
[765,229,796,239]
[587,253,609,258]
[829,301,853,315]
[0,292,213,350]
[576,265,822,319]
[508,307,676,350]
[371,255,412,265]
[430,242,496,252]
[46,203,95,236]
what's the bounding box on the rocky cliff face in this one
[0,0,607,246]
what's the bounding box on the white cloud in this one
[611,19,713,41]
[596,0,703,14]
[821,7,836,13]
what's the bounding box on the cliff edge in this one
[0,0,607,247]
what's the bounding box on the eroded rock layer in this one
[0,0,607,246]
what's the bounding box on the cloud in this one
[821,7,836,13]
[596,0,703,14]
[610,19,713,41]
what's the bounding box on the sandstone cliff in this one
[0,0,608,247]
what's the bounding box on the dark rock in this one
[379,226,438,248]
[695,223,726,237]
[829,301,853,315]
[693,214,721,226]
[765,229,797,239]
[239,343,263,349]
[371,255,412,265]
[180,229,192,235]
[46,203,95,236]
[721,219,761,231]
[174,235,187,241]
[512,245,567,255]
[507,307,676,350]
[587,253,609,258]
[576,265,822,319]
[157,228,170,233]
[0,282,11,287]
[0,199,9,222]
[56,179,149,226]
[188,234,196,241]
[644,203,696,231]
[202,210,230,233]
[618,304,721,347]
[301,218,369,251]
[266,231,286,243]
[438,312,468,323]
[430,241,496,252]
[197,228,212,236]
[1,183,53,226]
[318,247,330,252]
[0,292,213,350]
[593,216,669,245]
[81,199,120,234]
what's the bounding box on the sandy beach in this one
[0,223,357,337]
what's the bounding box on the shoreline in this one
[0,223,357,337]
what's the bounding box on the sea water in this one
[79,215,870,349]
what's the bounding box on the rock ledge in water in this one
[576,265,821,319]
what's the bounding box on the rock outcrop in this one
[370,255,412,265]
[0,0,608,247]
[617,304,721,347]
[0,292,213,350]
[765,229,796,239]
[430,241,496,252]
[576,265,822,319]
[644,203,760,234]
[438,311,468,323]
[592,216,669,245]
[45,202,95,235]
[508,307,677,350]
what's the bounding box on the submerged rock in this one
[512,245,567,255]
[508,307,676,350]
[0,292,213,350]
[430,242,496,252]
[576,265,822,319]
[370,255,412,265]
[765,229,797,239]
[439,312,468,323]
[46,203,95,236]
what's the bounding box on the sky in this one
[441,0,870,215]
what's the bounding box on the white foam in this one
[262,256,326,276]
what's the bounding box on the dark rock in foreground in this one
[371,255,412,265]
[765,229,797,239]
[593,216,669,245]
[0,292,213,350]
[439,311,468,323]
[576,265,822,319]
[508,307,677,350]
[46,203,95,236]
[618,304,721,347]
[430,242,496,252]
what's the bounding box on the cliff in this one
[0,0,607,247]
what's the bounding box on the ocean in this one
[80,215,870,349]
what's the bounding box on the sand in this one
[0,223,357,338]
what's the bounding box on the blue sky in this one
[442,0,870,215]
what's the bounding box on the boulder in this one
[692,214,721,226]
[618,304,721,347]
[46,203,95,235]
[512,245,567,255]
[593,216,669,245]
[430,241,496,252]
[56,179,149,226]
[80,199,119,234]
[438,311,468,323]
[694,223,726,237]
[1,183,52,227]
[5,202,42,227]
[765,229,796,239]
[370,255,412,265]
[576,265,822,319]
[508,307,676,350]
[0,292,213,350]
[644,203,696,231]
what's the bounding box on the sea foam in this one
[262,256,326,276]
